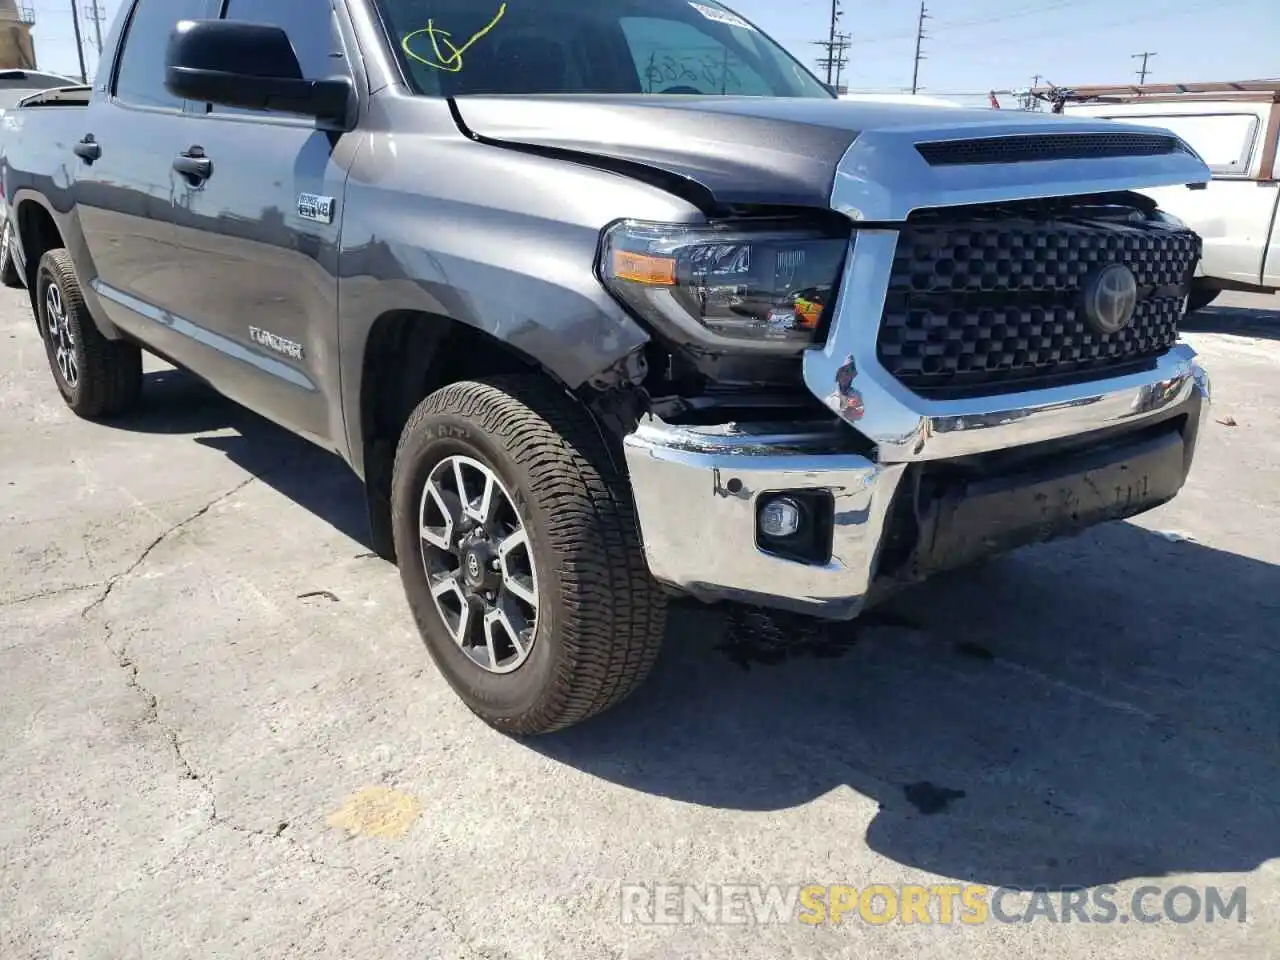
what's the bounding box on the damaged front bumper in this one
[622,346,1210,620]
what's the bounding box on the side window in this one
[114,0,210,109]
[1105,113,1261,177]
[619,17,773,96]
[216,0,348,114]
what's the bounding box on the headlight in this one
[599,220,849,354]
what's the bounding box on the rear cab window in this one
[113,0,212,110]
[374,0,831,99]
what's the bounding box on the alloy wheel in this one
[45,282,78,388]
[418,455,539,674]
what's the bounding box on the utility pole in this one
[826,0,839,85]
[911,1,930,95]
[814,32,851,93]
[84,1,105,57]
[811,1,845,89]
[68,0,88,84]
[1020,74,1045,111]
[1132,51,1156,85]
[833,32,850,91]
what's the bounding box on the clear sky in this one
[26,0,1279,107]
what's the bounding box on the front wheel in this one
[390,375,667,735]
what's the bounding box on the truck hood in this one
[450,95,1211,215]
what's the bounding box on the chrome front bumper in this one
[623,352,1211,620]
[623,420,906,619]
[623,130,1215,619]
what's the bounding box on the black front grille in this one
[877,213,1200,397]
[916,133,1187,166]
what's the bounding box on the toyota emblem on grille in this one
[1083,264,1139,335]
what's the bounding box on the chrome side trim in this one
[623,418,906,620]
[827,119,1210,222]
[803,230,1211,462]
[92,280,317,391]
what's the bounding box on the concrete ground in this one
[1,287,1277,959]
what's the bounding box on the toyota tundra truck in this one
[0,0,1212,734]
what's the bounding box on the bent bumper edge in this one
[622,420,906,620]
[623,361,1210,620]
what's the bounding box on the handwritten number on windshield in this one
[402,2,507,73]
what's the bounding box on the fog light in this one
[759,497,803,538]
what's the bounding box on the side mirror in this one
[165,19,352,126]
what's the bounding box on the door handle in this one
[173,147,212,183]
[73,135,100,163]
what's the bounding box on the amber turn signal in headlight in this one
[599,219,848,354]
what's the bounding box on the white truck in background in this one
[1053,81,1280,311]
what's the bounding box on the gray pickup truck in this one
[1,0,1213,734]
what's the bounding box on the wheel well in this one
[16,200,62,290]
[359,311,560,562]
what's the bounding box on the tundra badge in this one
[249,326,305,361]
[297,193,335,224]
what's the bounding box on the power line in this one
[845,0,1085,44]
[1132,51,1156,85]
[890,0,1231,60]
[911,0,930,95]
[841,0,1236,54]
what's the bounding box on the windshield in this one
[375,0,833,99]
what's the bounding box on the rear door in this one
[161,0,358,450]
[72,0,215,343]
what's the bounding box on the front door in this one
[72,0,214,348]
[162,0,358,450]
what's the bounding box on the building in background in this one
[0,0,36,70]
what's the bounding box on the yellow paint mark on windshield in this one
[402,2,507,73]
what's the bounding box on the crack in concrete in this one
[80,472,264,622]
[79,470,279,828]
[70,459,486,958]
[1,581,108,608]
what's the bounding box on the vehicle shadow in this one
[528,523,1280,892]
[103,368,1279,892]
[1183,301,1280,341]
[102,368,372,548]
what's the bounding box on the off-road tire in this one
[390,374,667,735]
[35,248,142,419]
